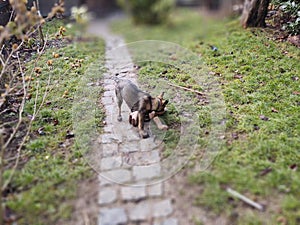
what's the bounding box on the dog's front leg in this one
[153,116,168,130]
[138,112,149,138]
[115,89,123,121]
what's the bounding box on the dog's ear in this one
[158,92,164,99]
[162,99,168,107]
[143,95,150,101]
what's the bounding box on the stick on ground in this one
[168,83,205,96]
[226,187,264,211]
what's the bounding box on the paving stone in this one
[124,129,140,141]
[127,151,160,166]
[153,218,178,225]
[133,164,161,181]
[101,143,118,157]
[104,84,115,91]
[163,218,178,225]
[153,200,173,218]
[99,208,127,225]
[99,188,117,205]
[140,138,159,151]
[104,125,113,133]
[121,186,146,201]
[119,141,140,153]
[129,202,151,221]
[100,133,121,144]
[140,150,160,164]
[104,104,114,114]
[102,96,113,105]
[101,156,122,170]
[162,218,178,225]
[99,175,113,187]
[103,90,115,97]
[148,182,163,197]
[103,79,114,85]
[104,115,114,125]
[101,169,132,184]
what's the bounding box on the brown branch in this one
[2,53,27,150]
[33,0,45,47]
[0,40,25,80]
[168,82,205,96]
[1,38,52,192]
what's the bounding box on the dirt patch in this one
[164,168,228,225]
[58,175,100,225]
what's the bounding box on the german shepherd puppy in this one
[114,78,168,138]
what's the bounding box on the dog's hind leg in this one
[115,89,123,121]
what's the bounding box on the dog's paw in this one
[117,116,122,122]
[139,130,149,139]
[129,111,139,127]
[149,111,156,119]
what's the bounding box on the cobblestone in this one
[103,90,115,97]
[119,141,140,153]
[99,188,117,205]
[148,182,163,197]
[153,200,173,218]
[154,218,178,225]
[101,133,121,144]
[103,125,113,133]
[162,218,178,225]
[140,138,159,151]
[104,84,115,91]
[104,104,114,113]
[121,186,146,201]
[133,164,161,181]
[99,208,127,225]
[102,96,113,105]
[101,169,131,184]
[129,202,151,221]
[101,143,119,157]
[101,156,122,170]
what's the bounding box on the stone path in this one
[88,19,178,225]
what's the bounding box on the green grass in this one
[112,8,300,224]
[4,19,105,224]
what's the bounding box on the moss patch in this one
[112,8,300,224]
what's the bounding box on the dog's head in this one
[152,92,168,115]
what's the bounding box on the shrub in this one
[117,0,175,24]
[271,0,300,35]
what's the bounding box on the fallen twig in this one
[168,83,204,96]
[226,187,264,211]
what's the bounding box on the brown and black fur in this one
[114,78,168,138]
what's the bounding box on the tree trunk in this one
[241,0,270,28]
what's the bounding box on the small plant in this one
[117,0,175,24]
[271,0,300,35]
[70,5,91,27]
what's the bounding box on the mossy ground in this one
[112,8,300,224]
[4,19,105,224]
